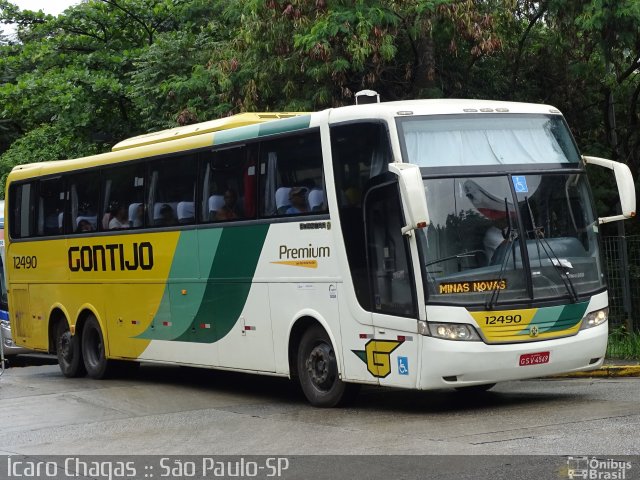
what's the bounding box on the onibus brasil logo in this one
[567,456,632,479]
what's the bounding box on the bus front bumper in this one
[417,322,608,390]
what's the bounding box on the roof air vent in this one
[355,90,380,105]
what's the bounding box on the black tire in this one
[297,325,357,407]
[55,320,86,378]
[455,383,496,393]
[81,315,112,379]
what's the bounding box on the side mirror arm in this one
[583,156,636,224]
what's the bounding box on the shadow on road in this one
[5,354,586,413]
[100,362,583,414]
[2,353,58,368]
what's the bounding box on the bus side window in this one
[9,183,35,239]
[200,146,255,224]
[148,154,197,227]
[102,163,145,230]
[68,171,100,234]
[36,177,66,236]
[258,131,324,218]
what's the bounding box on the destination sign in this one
[438,279,507,294]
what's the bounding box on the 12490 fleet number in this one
[13,255,37,269]
[485,314,522,325]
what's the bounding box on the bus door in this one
[364,181,421,388]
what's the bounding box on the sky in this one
[3,0,81,37]
[11,0,80,16]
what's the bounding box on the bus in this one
[1,199,30,362]
[4,98,635,407]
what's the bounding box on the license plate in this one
[519,351,550,366]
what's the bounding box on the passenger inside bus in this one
[157,203,177,226]
[275,187,292,214]
[129,203,144,228]
[108,203,130,230]
[286,187,309,214]
[76,219,94,233]
[215,189,240,221]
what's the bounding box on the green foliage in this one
[0,0,639,221]
[608,325,640,360]
[0,124,101,196]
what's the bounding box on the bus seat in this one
[58,212,64,230]
[76,215,97,230]
[308,189,325,211]
[275,187,291,214]
[128,202,143,227]
[153,202,178,225]
[208,195,225,219]
[177,201,195,224]
[44,213,59,235]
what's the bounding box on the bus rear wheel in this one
[297,325,357,407]
[55,321,85,378]
[82,315,112,379]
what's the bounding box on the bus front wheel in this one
[82,315,112,379]
[297,325,357,407]
[55,321,85,378]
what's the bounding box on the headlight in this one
[580,307,608,330]
[428,322,481,341]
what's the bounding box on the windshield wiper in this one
[524,196,579,303]
[485,198,517,309]
[425,250,485,272]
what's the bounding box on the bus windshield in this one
[419,173,604,306]
[398,114,580,168]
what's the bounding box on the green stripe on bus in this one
[257,115,311,137]
[178,224,269,342]
[213,125,261,146]
[137,225,269,343]
[514,301,588,336]
[542,301,589,333]
[212,115,311,146]
[136,229,223,341]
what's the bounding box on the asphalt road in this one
[0,357,639,479]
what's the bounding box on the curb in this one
[552,365,640,378]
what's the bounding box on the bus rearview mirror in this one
[583,156,636,224]
[388,163,430,235]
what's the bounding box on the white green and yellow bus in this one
[5,98,636,406]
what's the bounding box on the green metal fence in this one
[602,235,640,331]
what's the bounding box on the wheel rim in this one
[306,343,336,391]
[85,327,102,367]
[57,329,73,364]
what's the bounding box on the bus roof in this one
[111,112,305,151]
[7,99,564,183]
[109,98,562,152]
[325,98,562,124]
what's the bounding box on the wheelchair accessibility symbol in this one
[398,356,409,375]
[512,176,528,193]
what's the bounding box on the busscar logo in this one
[271,244,330,269]
[300,221,331,231]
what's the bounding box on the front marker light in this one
[580,307,608,330]
[429,322,481,341]
[418,320,429,336]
